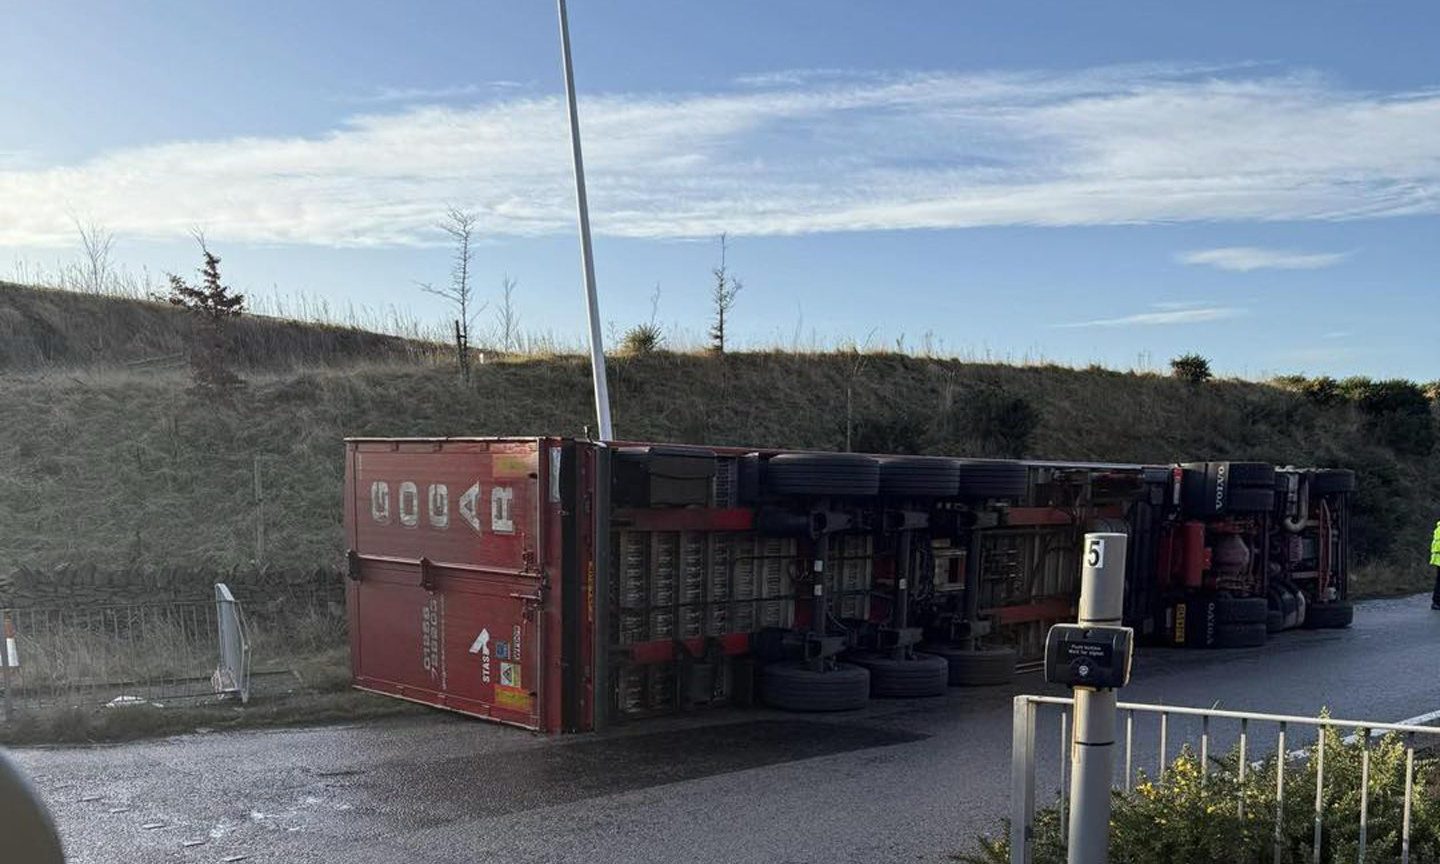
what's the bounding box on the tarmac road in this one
[14,594,1440,864]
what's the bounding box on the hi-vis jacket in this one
[1432,520,1440,567]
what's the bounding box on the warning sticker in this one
[495,686,529,711]
[498,661,520,689]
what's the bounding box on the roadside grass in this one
[0,685,427,747]
[0,606,364,746]
[1350,562,1435,598]
[1,349,1434,584]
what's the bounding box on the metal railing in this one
[213,584,252,704]
[1011,694,1440,864]
[0,584,327,721]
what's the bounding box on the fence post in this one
[2,610,14,723]
[1011,696,1037,864]
[1067,532,1128,864]
[253,455,265,565]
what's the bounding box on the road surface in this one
[14,594,1440,864]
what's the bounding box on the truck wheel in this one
[922,644,1017,686]
[764,453,880,497]
[1301,602,1353,629]
[737,453,764,504]
[1266,609,1285,633]
[877,456,962,498]
[759,661,870,712]
[1213,622,1267,648]
[1214,596,1268,625]
[845,652,949,697]
[1309,469,1357,495]
[1226,487,1276,513]
[953,461,1029,500]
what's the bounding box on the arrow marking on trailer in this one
[459,482,482,533]
[469,628,490,655]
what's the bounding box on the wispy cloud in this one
[1178,246,1351,272]
[1057,306,1244,328]
[3,64,1440,247]
[343,82,525,104]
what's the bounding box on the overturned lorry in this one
[344,438,1355,732]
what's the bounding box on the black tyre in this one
[764,453,880,498]
[1309,469,1357,495]
[877,456,962,498]
[953,460,1029,500]
[1226,462,1277,488]
[1214,596,1268,625]
[759,661,870,712]
[1227,487,1276,513]
[736,453,763,504]
[1302,602,1353,630]
[1213,622,1267,648]
[1266,610,1285,634]
[846,652,949,698]
[921,644,1018,686]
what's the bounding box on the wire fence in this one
[1,589,342,722]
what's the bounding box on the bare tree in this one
[708,233,742,354]
[843,328,879,451]
[73,217,115,294]
[494,274,520,353]
[420,206,485,380]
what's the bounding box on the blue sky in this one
[2,1,1437,378]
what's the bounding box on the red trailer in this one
[345,438,579,731]
[345,437,1355,733]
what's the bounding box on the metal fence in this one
[0,585,335,721]
[1011,695,1440,864]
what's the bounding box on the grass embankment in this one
[0,349,1435,588]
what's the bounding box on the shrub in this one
[961,727,1440,864]
[851,409,930,455]
[1301,375,1343,406]
[619,323,664,356]
[943,385,1041,458]
[1170,353,1213,384]
[1342,379,1436,456]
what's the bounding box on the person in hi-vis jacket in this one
[1431,517,1440,610]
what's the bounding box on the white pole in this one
[1067,532,1127,864]
[556,0,614,440]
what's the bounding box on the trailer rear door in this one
[345,439,554,730]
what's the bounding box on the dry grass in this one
[0,686,424,746]
[0,286,1435,596]
[0,280,446,371]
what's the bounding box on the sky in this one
[1,1,1437,379]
